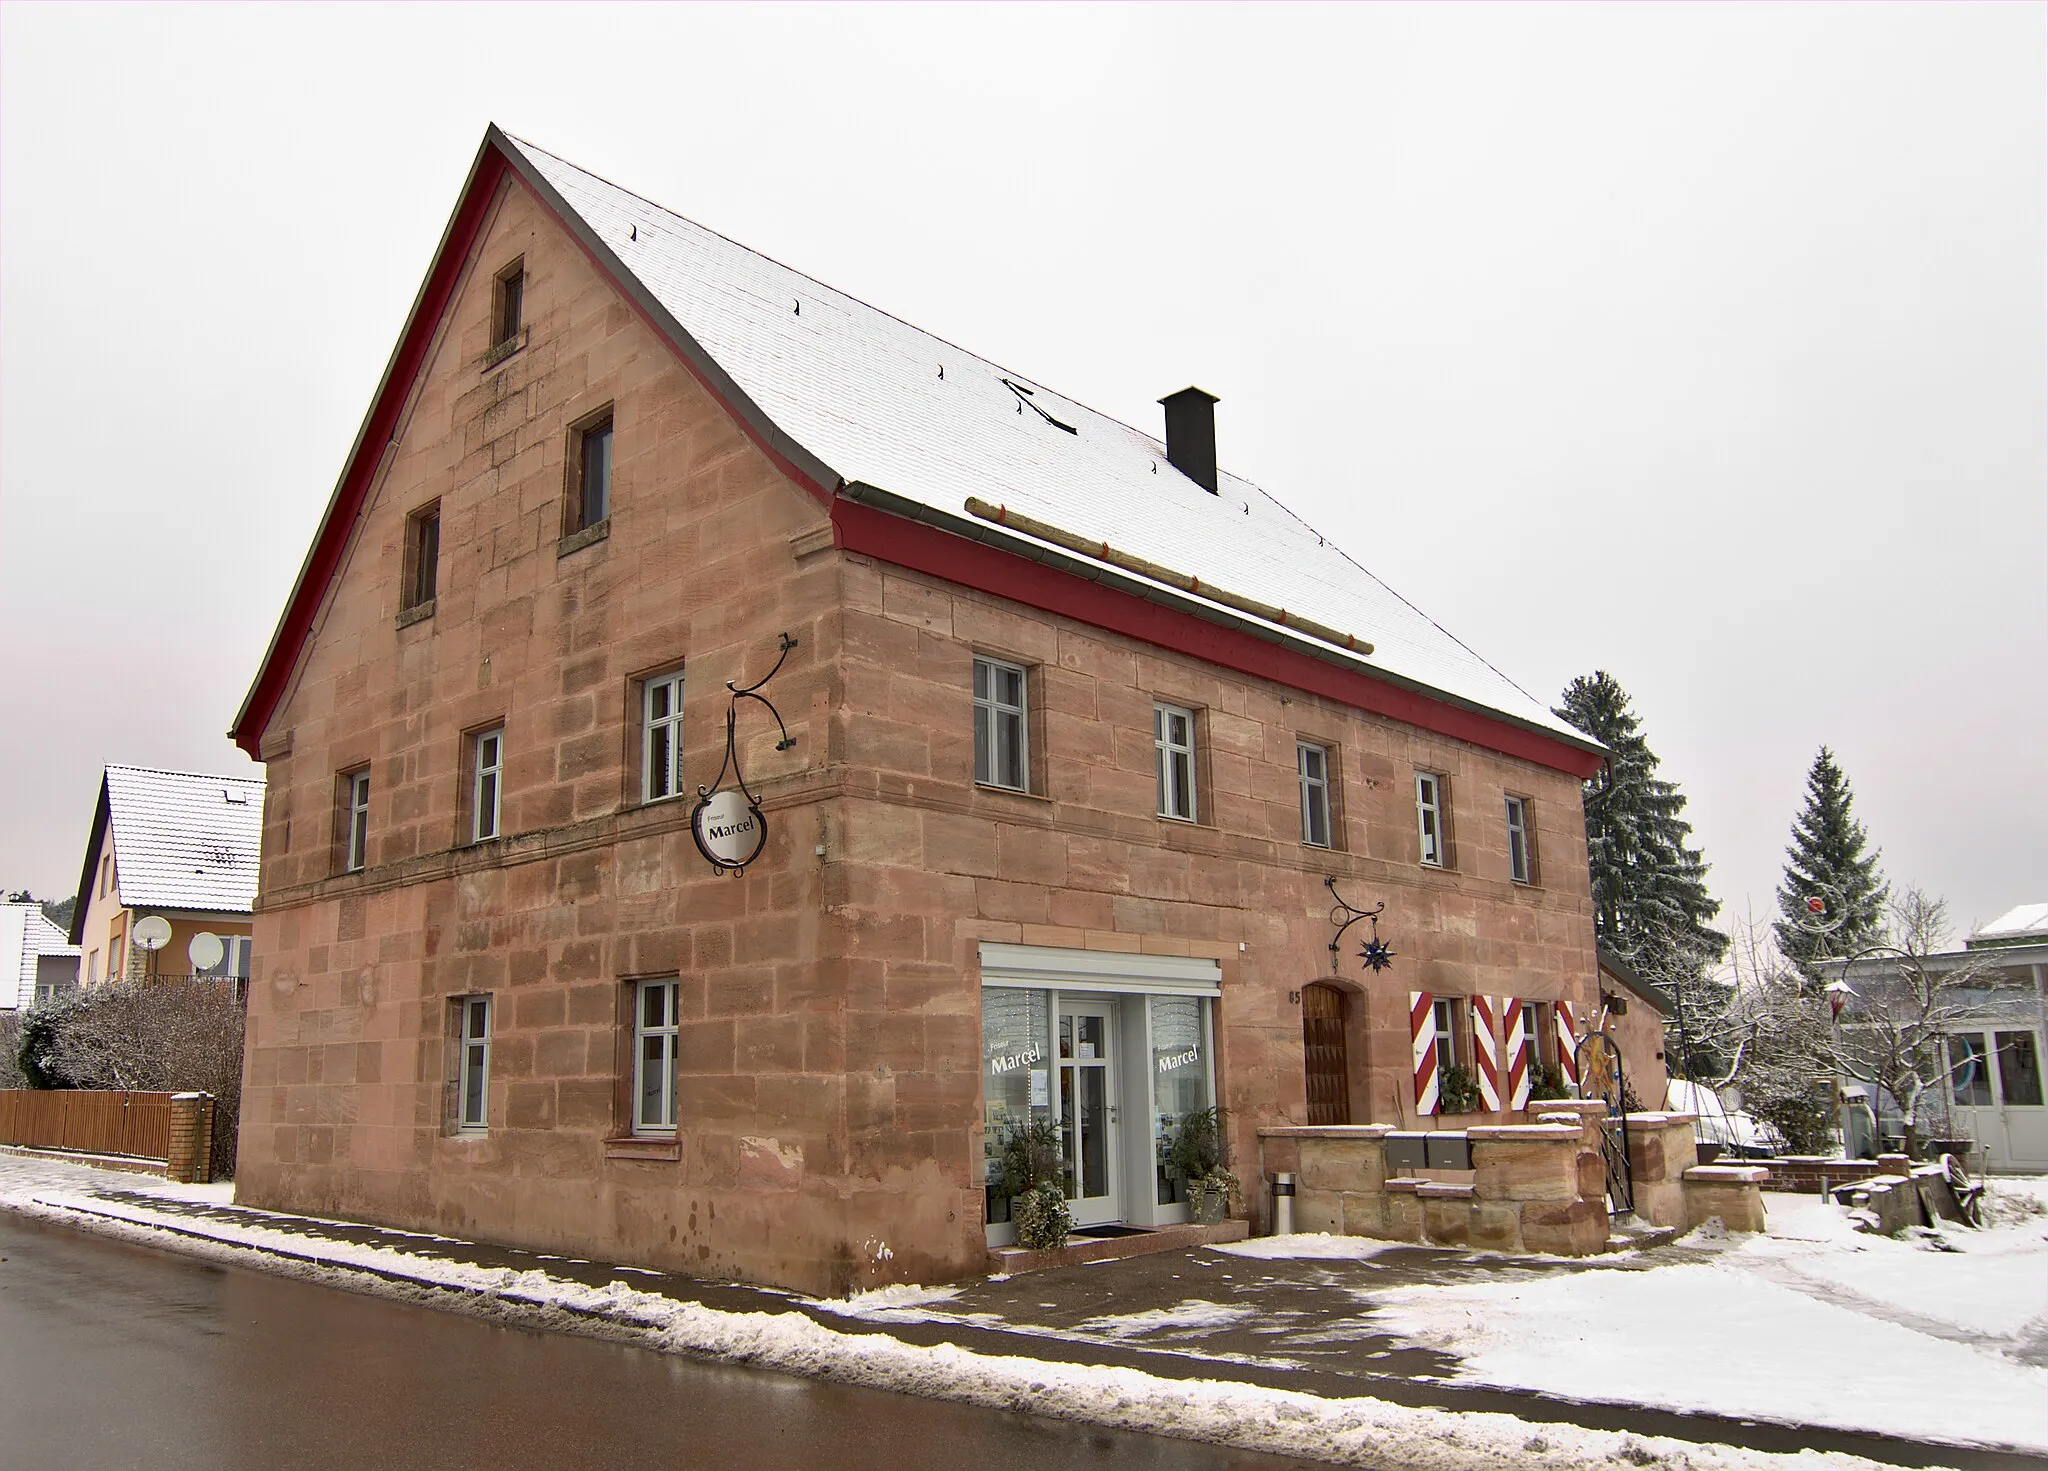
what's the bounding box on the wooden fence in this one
[0,1090,174,1162]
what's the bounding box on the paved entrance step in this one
[988,1219,1250,1275]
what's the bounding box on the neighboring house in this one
[1,903,80,1009]
[1825,902,2048,1173]
[227,125,1608,1295]
[1595,946,1672,1111]
[68,766,265,987]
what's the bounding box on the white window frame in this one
[973,655,1030,792]
[1415,772,1446,867]
[344,769,371,873]
[1505,795,1531,884]
[634,977,680,1136]
[1433,997,1460,1069]
[456,996,492,1133]
[1298,741,1332,848]
[643,669,686,804]
[471,726,504,843]
[1155,703,1197,822]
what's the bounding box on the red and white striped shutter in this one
[1505,999,1532,1110]
[1409,990,1439,1116]
[1555,999,1581,1091]
[1471,994,1501,1111]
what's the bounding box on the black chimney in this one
[1159,387,1219,494]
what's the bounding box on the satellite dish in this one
[132,916,173,951]
[188,932,225,973]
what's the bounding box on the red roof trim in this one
[231,147,510,757]
[830,498,1605,779]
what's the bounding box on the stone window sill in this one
[395,599,436,629]
[604,1135,679,1162]
[482,328,528,370]
[974,782,1051,804]
[558,518,611,559]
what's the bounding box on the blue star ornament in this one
[1358,935,1396,973]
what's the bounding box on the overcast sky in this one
[2,3,2041,942]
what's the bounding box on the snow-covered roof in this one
[101,765,265,915]
[503,135,1590,748]
[1972,903,2048,946]
[1,904,77,1010]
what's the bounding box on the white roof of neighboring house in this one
[101,765,265,915]
[1,903,78,1010]
[1974,903,2048,944]
[503,135,1590,747]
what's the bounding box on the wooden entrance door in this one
[1302,984,1351,1125]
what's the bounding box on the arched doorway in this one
[1302,983,1351,1125]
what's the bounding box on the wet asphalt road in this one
[0,1214,1326,1471]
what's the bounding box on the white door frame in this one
[1059,996,1121,1227]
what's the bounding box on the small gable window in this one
[493,260,524,351]
[403,502,440,612]
[565,409,614,540]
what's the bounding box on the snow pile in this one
[1212,1233,1401,1261]
[1370,1186,2048,1452]
[809,1283,966,1322]
[1072,1298,1254,1339]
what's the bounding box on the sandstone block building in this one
[230,126,1609,1294]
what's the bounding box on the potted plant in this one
[1439,1063,1482,1116]
[997,1117,1070,1251]
[1168,1105,1239,1225]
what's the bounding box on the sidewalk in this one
[1,1152,2040,1471]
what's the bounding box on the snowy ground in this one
[1369,1183,2048,1454]
[1,1152,2038,1471]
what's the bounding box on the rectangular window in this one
[1995,1030,2044,1107]
[569,412,613,534]
[982,987,1053,1226]
[493,260,524,349]
[99,855,110,897]
[1151,994,1213,1207]
[471,727,504,842]
[403,502,440,610]
[1298,742,1332,848]
[87,950,99,985]
[1416,772,1447,867]
[973,656,1029,791]
[1949,1033,1993,1108]
[1505,795,1532,884]
[634,978,680,1135]
[1433,997,1460,1069]
[342,769,371,873]
[1524,1000,1554,1071]
[1155,703,1197,821]
[456,996,492,1132]
[643,670,686,803]
[112,925,126,981]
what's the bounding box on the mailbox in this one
[1383,1132,1429,1174]
[1425,1133,1474,1171]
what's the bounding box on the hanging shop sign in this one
[1325,877,1396,975]
[690,633,797,874]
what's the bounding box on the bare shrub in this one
[25,981,244,1178]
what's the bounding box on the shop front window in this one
[982,987,1051,1224]
[1151,995,1211,1205]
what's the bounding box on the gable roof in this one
[1,904,78,1010]
[70,766,266,939]
[232,126,1604,775]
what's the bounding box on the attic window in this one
[403,502,440,612]
[493,260,525,350]
[565,409,613,537]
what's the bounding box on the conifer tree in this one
[1554,672,1727,981]
[1773,746,1886,979]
